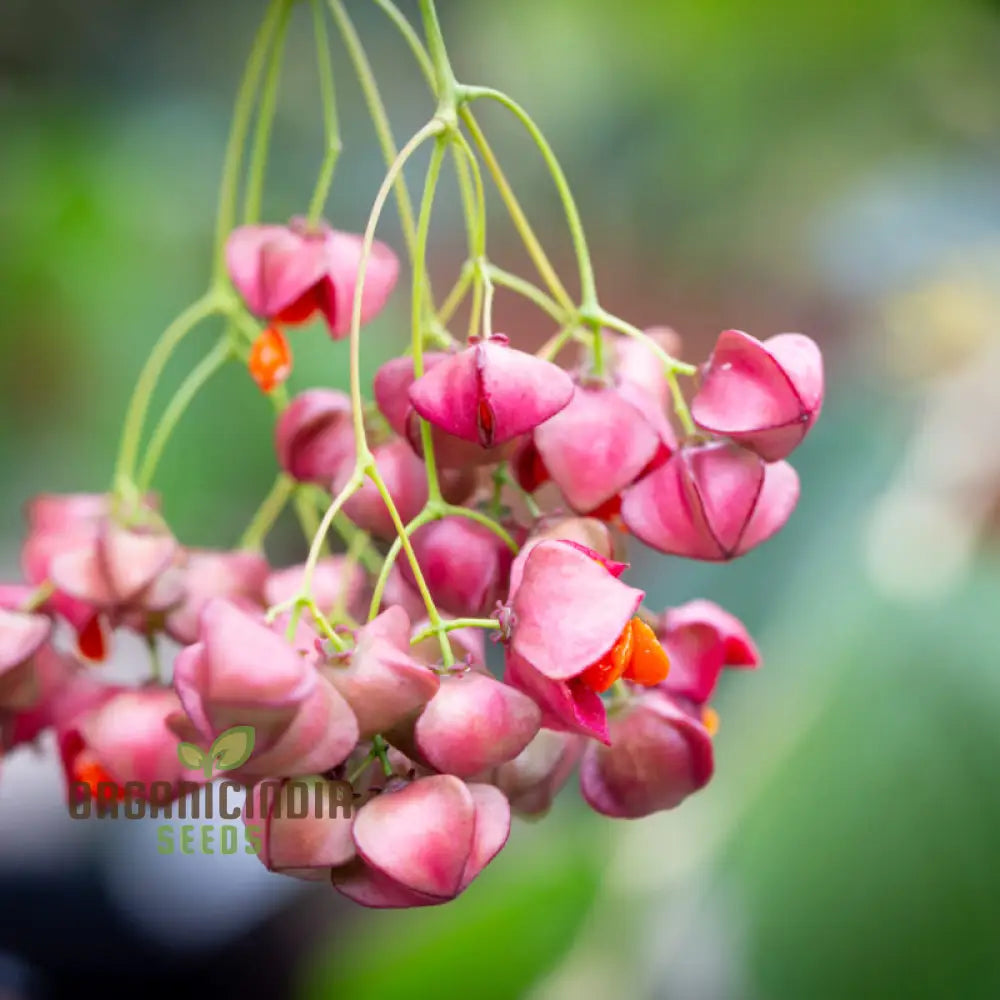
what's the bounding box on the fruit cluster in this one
[0,0,823,908]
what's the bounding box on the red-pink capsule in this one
[274,388,354,485]
[332,774,510,908]
[412,669,541,778]
[621,441,799,560]
[407,334,574,448]
[579,689,714,818]
[226,218,399,337]
[532,384,661,514]
[656,599,760,704]
[691,329,824,461]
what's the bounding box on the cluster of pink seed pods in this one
[0,219,822,904]
[0,0,824,909]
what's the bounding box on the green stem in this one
[242,0,293,224]
[330,521,373,623]
[366,506,435,620]
[595,308,698,431]
[137,336,232,491]
[349,120,444,449]
[666,369,697,437]
[486,264,566,324]
[411,136,448,503]
[347,750,377,786]
[372,0,436,90]
[20,581,55,613]
[458,108,574,313]
[594,309,695,374]
[240,473,296,552]
[590,317,606,376]
[371,0,470,347]
[284,119,446,648]
[451,140,478,261]
[442,504,518,553]
[211,0,284,285]
[332,512,383,575]
[296,473,366,609]
[432,42,487,260]
[374,9,577,351]
[113,292,223,493]
[495,463,542,519]
[467,258,484,342]
[536,323,578,362]
[489,465,505,517]
[436,263,473,326]
[365,493,518,629]
[463,86,597,311]
[297,485,382,574]
[410,617,500,645]
[316,605,351,645]
[450,130,491,340]
[244,370,335,553]
[367,468,453,665]
[608,679,631,712]
[146,634,163,684]
[293,475,330,557]
[372,734,394,777]
[228,302,262,349]
[424,321,457,349]
[307,0,342,224]
[418,0,458,108]
[329,0,420,266]
[480,265,496,339]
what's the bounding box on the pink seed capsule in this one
[691,329,824,461]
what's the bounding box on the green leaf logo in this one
[208,725,256,776]
[177,742,208,770]
[176,726,255,778]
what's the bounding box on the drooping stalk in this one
[371,0,483,346]
[367,469,454,665]
[113,291,224,494]
[116,0,288,499]
[417,0,458,109]
[366,507,437,621]
[328,1,420,265]
[666,370,697,437]
[347,120,443,449]
[459,109,574,314]
[463,86,598,314]
[484,263,567,324]
[277,120,447,640]
[137,336,232,491]
[595,308,698,430]
[374,0,586,344]
[442,505,517,552]
[372,0,435,89]
[449,130,489,341]
[436,264,473,326]
[307,0,342,224]
[296,472,367,604]
[329,0,441,328]
[411,137,449,503]
[594,310,695,374]
[242,0,293,223]
[410,618,500,645]
[212,0,286,286]
[239,472,296,552]
[536,323,580,363]
[451,140,479,270]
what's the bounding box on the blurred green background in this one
[3,0,1000,997]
